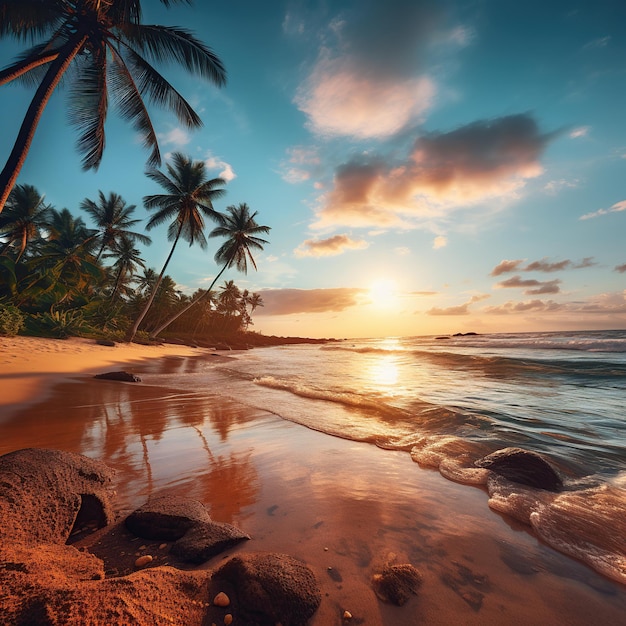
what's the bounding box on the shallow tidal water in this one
[1,343,625,624]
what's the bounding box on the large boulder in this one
[170,521,250,564]
[214,552,321,626]
[0,448,115,545]
[125,495,249,564]
[475,447,563,492]
[125,495,211,541]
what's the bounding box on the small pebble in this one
[135,555,153,568]
[324,547,328,551]
[343,610,352,620]
[159,543,168,550]
[213,592,230,607]
[224,614,233,625]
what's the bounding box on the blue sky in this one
[1,0,625,338]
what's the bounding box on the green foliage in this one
[0,302,25,336]
[24,309,91,339]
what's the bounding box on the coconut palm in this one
[0,183,52,262]
[103,235,146,300]
[149,202,270,338]
[0,0,226,211]
[80,191,151,261]
[20,208,102,306]
[125,152,226,341]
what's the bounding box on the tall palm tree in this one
[149,202,270,338]
[103,235,146,300]
[0,183,52,262]
[0,0,226,212]
[80,191,151,261]
[125,152,226,341]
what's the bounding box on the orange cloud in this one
[491,259,524,276]
[256,288,364,315]
[294,234,369,257]
[312,114,554,230]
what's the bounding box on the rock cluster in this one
[0,448,322,625]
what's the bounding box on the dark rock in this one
[125,495,212,541]
[95,339,116,347]
[214,552,321,626]
[475,447,563,492]
[94,371,141,382]
[0,448,115,545]
[169,521,250,564]
[372,564,422,606]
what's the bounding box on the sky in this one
[1,0,625,339]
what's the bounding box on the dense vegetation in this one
[0,177,270,344]
[0,2,282,345]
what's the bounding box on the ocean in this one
[170,329,626,584]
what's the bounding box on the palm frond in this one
[108,45,161,167]
[121,24,226,87]
[67,46,108,170]
[115,43,202,128]
[0,0,64,41]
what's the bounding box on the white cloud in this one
[580,200,626,220]
[204,154,236,181]
[433,235,447,249]
[569,126,590,139]
[158,127,191,147]
[544,178,579,195]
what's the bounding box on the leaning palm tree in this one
[0,0,226,212]
[80,191,151,261]
[0,183,52,262]
[125,152,226,342]
[149,202,270,338]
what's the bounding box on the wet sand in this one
[1,340,625,624]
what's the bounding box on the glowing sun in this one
[368,279,398,308]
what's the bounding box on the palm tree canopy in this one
[210,203,270,273]
[0,0,226,172]
[0,183,51,260]
[143,152,226,248]
[80,190,151,258]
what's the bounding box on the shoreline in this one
[1,336,625,624]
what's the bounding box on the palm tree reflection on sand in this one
[0,380,260,522]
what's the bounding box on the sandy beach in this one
[1,336,625,625]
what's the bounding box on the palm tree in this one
[20,208,102,306]
[80,191,151,261]
[103,235,146,300]
[149,202,270,338]
[125,152,226,341]
[0,0,226,212]
[0,183,52,262]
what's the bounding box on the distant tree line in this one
[0,154,270,341]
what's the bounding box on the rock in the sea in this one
[372,563,422,606]
[0,448,115,545]
[134,554,153,568]
[94,370,141,382]
[169,521,250,564]
[214,552,321,626]
[475,447,563,492]
[125,495,212,541]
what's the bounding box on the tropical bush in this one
[0,302,25,336]
[24,309,91,339]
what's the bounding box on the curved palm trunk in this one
[0,35,86,212]
[110,265,125,300]
[149,260,230,338]
[125,223,184,342]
